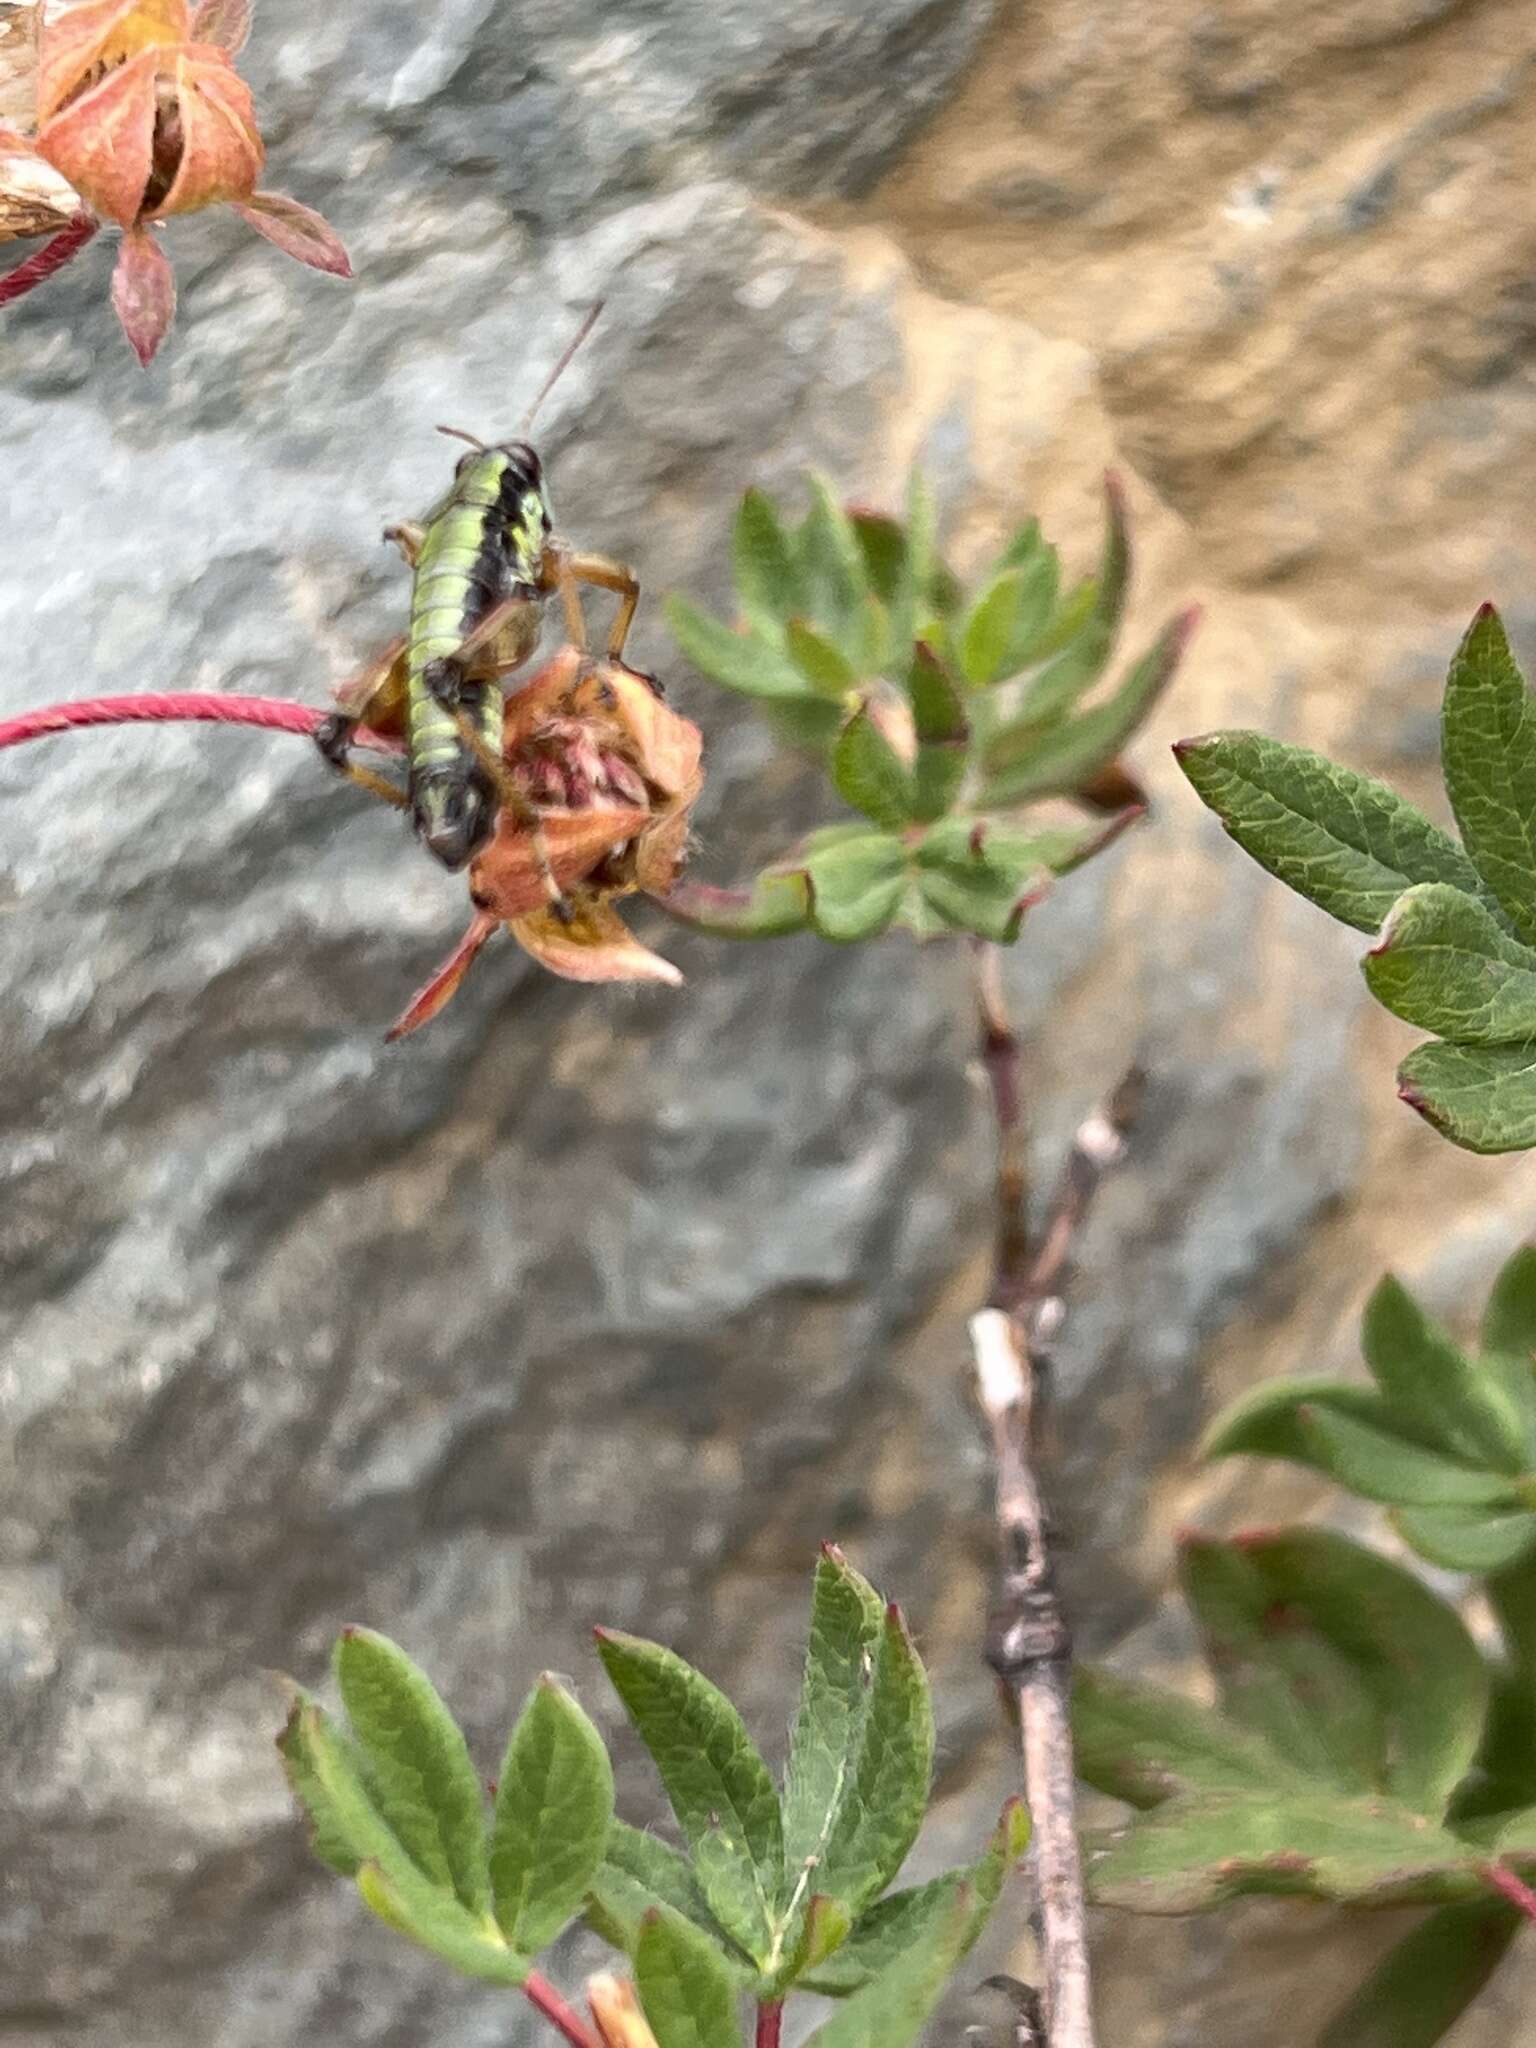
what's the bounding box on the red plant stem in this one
[0,692,397,756]
[0,213,99,310]
[755,2000,783,2048]
[523,1970,602,2048]
[1484,1861,1536,1923]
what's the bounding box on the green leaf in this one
[981,608,1194,806]
[1442,605,1536,945]
[997,547,1061,677]
[1025,575,1096,667]
[489,1677,613,1954]
[1492,1804,1536,1856]
[782,1547,885,1896]
[911,824,1047,942]
[1399,1040,1536,1154]
[277,1692,362,1875]
[803,830,906,942]
[1297,1402,1519,1508]
[902,473,938,629]
[586,1821,742,1964]
[334,1629,490,1918]
[595,1629,783,1966]
[760,697,846,754]
[301,1705,524,1982]
[786,619,859,698]
[800,1888,973,2048]
[1483,1246,1536,1362]
[960,571,1027,687]
[1174,730,1496,934]
[813,1603,935,1920]
[1316,1899,1521,2048]
[1011,473,1130,721]
[1071,1666,1289,1810]
[1394,1504,1536,1572]
[665,596,807,702]
[906,643,968,823]
[832,703,915,830]
[1455,1661,1536,1823]
[1200,1376,1401,1467]
[1183,1529,1488,1814]
[353,1860,527,1985]
[803,1800,1027,1998]
[797,476,868,645]
[1364,883,1536,1045]
[1362,1272,1525,1470]
[779,1893,853,1988]
[635,1905,746,2048]
[995,516,1044,573]
[1084,1790,1481,1913]
[734,489,801,631]
[659,869,813,940]
[848,510,906,607]
[1490,1554,1536,1685]
[1480,1251,1536,1459]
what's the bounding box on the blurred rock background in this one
[3,2,1536,2043]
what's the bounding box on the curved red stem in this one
[756,2000,783,2048]
[1485,1860,1536,1922]
[0,692,398,755]
[0,214,99,311]
[523,1969,601,2048]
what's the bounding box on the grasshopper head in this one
[413,767,495,871]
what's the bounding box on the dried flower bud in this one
[385,649,706,1036]
[3,0,347,362]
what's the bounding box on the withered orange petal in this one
[384,911,498,1041]
[145,46,262,218]
[471,804,652,920]
[633,794,698,898]
[501,645,585,750]
[37,0,187,121]
[605,667,703,795]
[234,190,351,277]
[110,221,176,365]
[510,902,684,986]
[37,48,158,226]
[188,0,251,56]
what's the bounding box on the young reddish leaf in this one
[110,223,176,364]
[190,0,252,54]
[36,0,187,121]
[37,48,159,225]
[146,47,262,217]
[234,188,352,277]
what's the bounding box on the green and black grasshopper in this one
[316,304,646,870]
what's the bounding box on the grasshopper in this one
[315,303,646,873]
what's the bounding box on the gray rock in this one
[4,0,1527,2044]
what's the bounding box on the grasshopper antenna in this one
[437,424,490,451]
[517,299,605,435]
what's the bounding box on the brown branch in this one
[969,944,1139,2048]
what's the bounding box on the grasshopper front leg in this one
[383,521,427,569]
[541,539,648,673]
[314,633,412,810]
